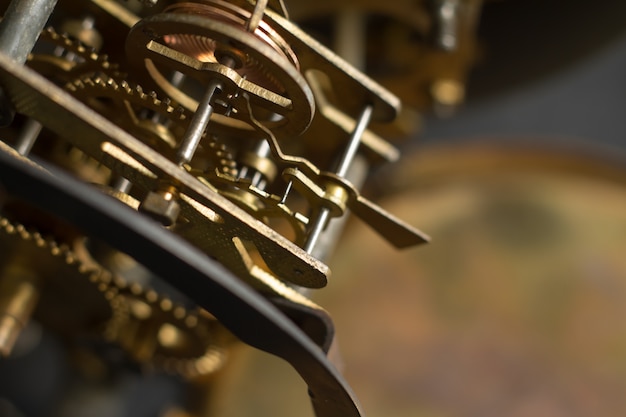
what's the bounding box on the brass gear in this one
[66,73,188,154]
[65,73,237,175]
[104,274,228,379]
[0,216,115,349]
[28,26,121,84]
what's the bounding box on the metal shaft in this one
[335,104,373,177]
[15,118,42,156]
[176,57,235,165]
[0,0,58,126]
[0,271,40,357]
[0,0,58,64]
[176,80,221,165]
[304,105,373,254]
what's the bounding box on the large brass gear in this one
[103,274,229,379]
[125,0,316,138]
[0,215,115,355]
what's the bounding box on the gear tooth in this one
[185,315,198,328]
[160,298,173,311]
[98,270,112,286]
[113,275,127,289]
[173,306,186,320]
[35,235,47,248]
[130,283,143,296]
[146,290,158,303]
[21,230,32,241]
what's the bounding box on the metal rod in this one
[304,105,373,254]
[0,0,58,126]
[112,176,133,194]
[335,104,373,177]
[303,207,331,254]
[176,57,236,165]
[334,9,366,72]
[280,181,293,204]
[14,118,42,155]
[0,0,58,64]
[309,155,368,261]
[176,79,220,165]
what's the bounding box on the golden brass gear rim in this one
[66,73,190,154]
[125,11,315,138]
[0,216,116,344]
[65,72,240,173]
[28,26,121,83]
[104,274,228,378]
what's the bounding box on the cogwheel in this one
[28,26,121,84]
[66,72,237,174]
[0,216,115,351]
[66,73,187,154]
[104,274,228,379]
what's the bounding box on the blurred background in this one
[211,1,626,416]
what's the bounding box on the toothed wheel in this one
[28,26,122,84]
[104,275,228,378]
[65,73,237,175]
[0,216,115,339]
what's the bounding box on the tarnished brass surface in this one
[0,53,331,288]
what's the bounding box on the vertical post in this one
[303,105,373,254]
[302,11,373,258]
[176,56,235,166]
[0,0,59,126]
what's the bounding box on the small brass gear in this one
[65,73,237,175]
[104,274,229,379]
[28,26,121,84]
[66,73,188,153]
